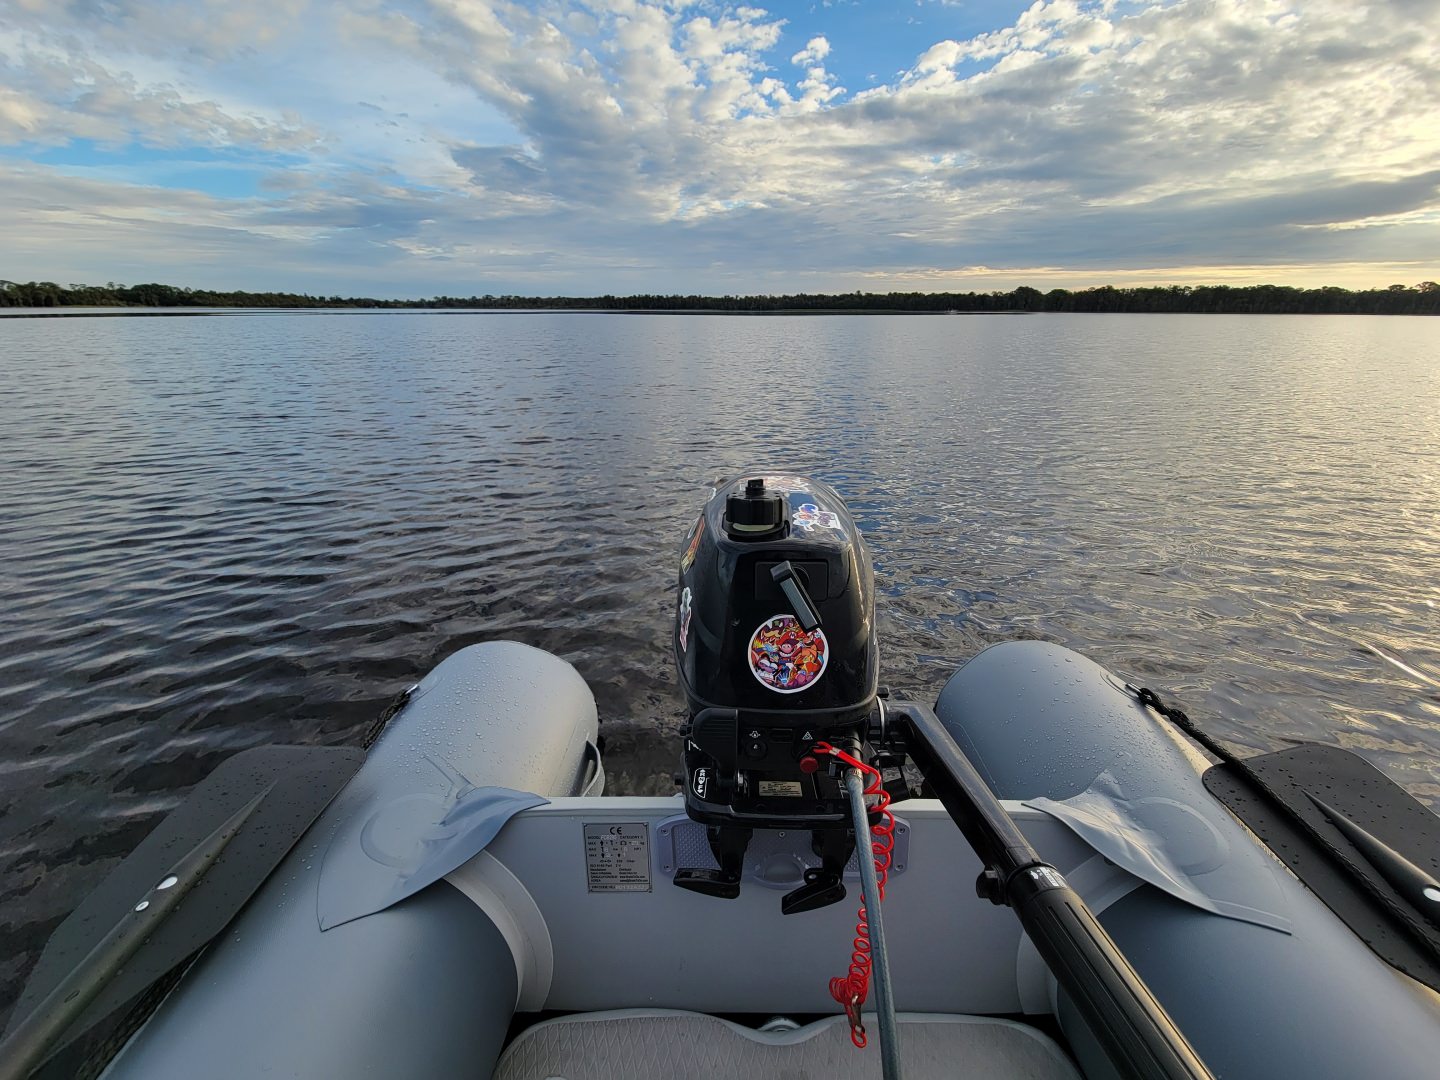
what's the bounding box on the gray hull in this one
[89,639,1440,1079]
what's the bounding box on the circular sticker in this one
[748,614,828,694]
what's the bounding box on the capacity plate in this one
[583,822,651,893]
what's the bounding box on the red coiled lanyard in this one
[810,741,896,1049]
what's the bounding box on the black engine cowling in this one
[674,474,878,832]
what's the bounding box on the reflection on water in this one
[1,311,1438,1016]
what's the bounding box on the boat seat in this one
[493,1009,1082,1080]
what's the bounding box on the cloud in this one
[6,0,312,65]
[1,0,1438,293]
[790,35,830,66]
[0,50,316,151]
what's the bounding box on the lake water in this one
[2,310,1438,1018]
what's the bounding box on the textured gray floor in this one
[494,1010,1083,1080]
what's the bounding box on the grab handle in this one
[577,740,605,797]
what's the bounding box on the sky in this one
[1,0,1438,297]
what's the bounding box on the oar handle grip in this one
[1009,865,1213,1080]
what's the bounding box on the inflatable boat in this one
[4,475,1439,1080]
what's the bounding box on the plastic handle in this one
[771,562,821,631]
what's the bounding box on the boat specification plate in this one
[583,822,652,893]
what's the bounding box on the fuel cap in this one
[725,477,785,539]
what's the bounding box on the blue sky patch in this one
[10,141,302,200]
[778,0,1028,86]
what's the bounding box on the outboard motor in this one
[673,474,879,912]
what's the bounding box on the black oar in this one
[1306,793,1440,927]
[1,744,363,1080]
[893,701,1215,1080]
[0,792,266,1080]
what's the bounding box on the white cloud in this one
[913,39,960,73]
[0,66,316,153]
[1,0,1438,292]
[790,35,830,66]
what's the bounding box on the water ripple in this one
[1,311,1438,1019]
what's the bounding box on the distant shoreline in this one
[3,280,1438,316]
[0,307,1035,318]
[2,306,1436,319]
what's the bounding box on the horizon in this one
[3,0,1438,295]
[6,277,1440,301]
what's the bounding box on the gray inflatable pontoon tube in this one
[102,642,600,1080]
[934,640,1440,1080]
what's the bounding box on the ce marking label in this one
[583,822,651,893]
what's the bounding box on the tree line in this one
[3,279,1438,314]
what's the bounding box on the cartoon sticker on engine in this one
[792,501,843,533]
[749,614,828,694]
[761,475,814,493]
[680,516,705,572]
[677,586,693,652]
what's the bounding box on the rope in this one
[360,684,415,749]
